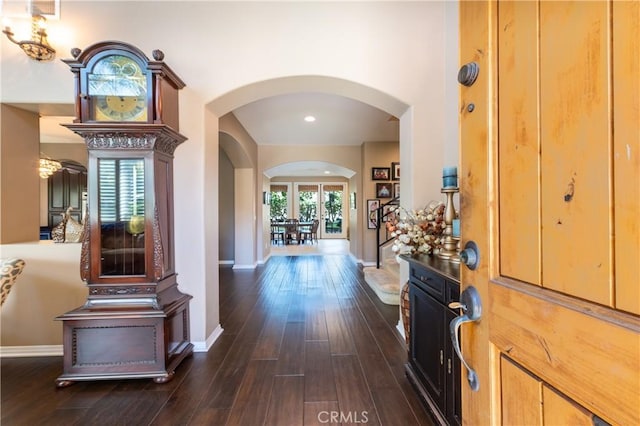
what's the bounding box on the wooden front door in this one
[459,2,639,425]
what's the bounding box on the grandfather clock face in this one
[88,55,148,122]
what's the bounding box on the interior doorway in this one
[293,183,346,239]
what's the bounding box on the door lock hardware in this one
[459,240,480,270]
[449,285,482,391]
[458,62,479,86]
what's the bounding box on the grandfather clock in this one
[55,41,192,387]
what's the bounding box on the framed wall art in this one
[371,167,390,181]
[367,199,380,229]
[375,182,392,198]
[382,204,397,222]
[391,162,400,180]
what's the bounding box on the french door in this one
[294,183,347,239]
[459,2,639,425]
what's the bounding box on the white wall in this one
[218,148,235,263]
[1,1,460,350]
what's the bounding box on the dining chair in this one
[284,219,300,244]
[271,222,285,245]
[300,219,320,244]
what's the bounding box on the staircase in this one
[363,243,400,305]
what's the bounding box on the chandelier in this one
[2,15,56,61]
[39,157,62,179]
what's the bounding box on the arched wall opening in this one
[210,75,410,262]
[201,75,413,347]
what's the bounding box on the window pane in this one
[98,158,145,276]
[323,189,343,234]
[299,191,318,222]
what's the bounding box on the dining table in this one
[271,221,313,244]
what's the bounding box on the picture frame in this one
[371,167,390,181]
[350,192,356,210]
[375,182,393,198]
[391,162,400,180]
[393,182,400,198]
[382,204,397,222]
[367,199,380,229]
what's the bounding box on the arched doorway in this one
[205,76,411,350]
[210,75,410,265]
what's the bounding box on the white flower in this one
[387,201,447,255]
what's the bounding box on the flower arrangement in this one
[386,201,447,255]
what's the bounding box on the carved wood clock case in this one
[55,41,192,387]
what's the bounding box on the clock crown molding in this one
[63,40,185,89]
[62,123,187,156]
[63,40,186,128]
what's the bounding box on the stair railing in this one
[376,196,400,268]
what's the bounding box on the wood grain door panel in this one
[460,1,640,425]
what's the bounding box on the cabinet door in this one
[410,281,446,408]
[48,168,87,227]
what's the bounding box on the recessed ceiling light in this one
[304,115,316,122]
[324,170,331,174]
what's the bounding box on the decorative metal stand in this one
[438,187,460,263]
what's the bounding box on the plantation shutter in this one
[270,184,288,192]
[99,159,145,222]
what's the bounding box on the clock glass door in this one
[88,54,148,122]
[98,158,146,276]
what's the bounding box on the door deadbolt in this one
[458,62,479,87]
[460,240,480,270]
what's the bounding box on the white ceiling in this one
[37,92,398,178]
[233,92,398,146]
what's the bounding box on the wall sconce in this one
[2,15,56,61]
[39,157,62,179]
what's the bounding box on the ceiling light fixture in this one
[39,156,62,178]
[2,15,56,61]
[324,170,331,174]
[304,115,316,122]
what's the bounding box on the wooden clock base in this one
[55,293,192,387]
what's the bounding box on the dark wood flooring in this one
[1,255,433,425]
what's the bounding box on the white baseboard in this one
[219,260,234,266]
[232,263,257,270]
[192,324,224,352]
[361,260,376,267]
[0,345,63,358]
[258,253,271,265]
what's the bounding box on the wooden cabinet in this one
[47,161,87,227]
[404,255,461,426]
